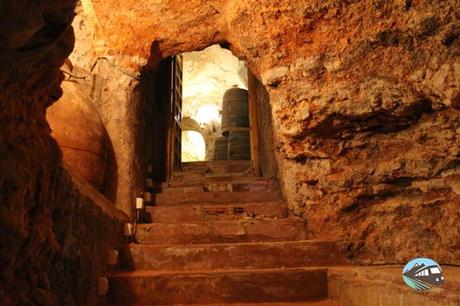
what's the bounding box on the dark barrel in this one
[213,136,229,160]
[228,130,251,160]
[221,87,249,135]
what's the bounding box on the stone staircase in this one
[105,161,346,305]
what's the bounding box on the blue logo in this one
[402,258,444,291]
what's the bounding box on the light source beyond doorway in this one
[182,131,206,162]
[181,44,248,162]
[195,104,220,126]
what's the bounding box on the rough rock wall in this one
[68,0,148,216]
[255,77,279,178]
[89,0,459,264]
[0,1,128,305]
[264,1,460,265]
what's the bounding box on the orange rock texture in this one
[0,3,458,306]
[0,1,127,305]
[89,0,459,264]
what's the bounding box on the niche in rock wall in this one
[144,44,278,181]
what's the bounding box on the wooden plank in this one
[174,55,183,171]
[170,56,181,176]
[165,54,184,175]
[248,70,261,177]
[165,57,174,180]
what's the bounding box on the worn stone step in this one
[182,160,252,167]
[160,180,277,193]
[169,171,256,182]
[136,219,306,245]
[144,201,287,223]
[181,160,252,173]
[109,300,342,306]
[172,167,253,178]
[164,176,275,185]
[154,190,282,206]
[160,185,206,193]
[328,266,460,306]
[106,268,328,305]
[175,302,343,306]
[163,176,276,188]
[121,240,347,271]
[169,172,206,180]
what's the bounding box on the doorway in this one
[165,45,261,179]
[146,45,262,182]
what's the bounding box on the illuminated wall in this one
[182,131,206,162]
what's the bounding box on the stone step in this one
[182,160,252,167]
[172,168,253,178]
[136,219,306,245]
[328,266,460,306]
[181,160,252,174]
[106,268,328,305]
[175,302,343,306]
[160,185,206,193]
[160,180,278,193]
[108,300,342,306]
[163,176,275,188]
[154,190,282,206]
[161,175,275,187]
[121,240,347,271]
[169,171,256,182]
[169,172,207,180]
[144,201,287,223]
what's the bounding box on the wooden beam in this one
[248,70,261,177]
[168,55,184,175]
[169,57,178,177]
[165,58,174,180]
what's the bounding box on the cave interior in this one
[0,0,459,305]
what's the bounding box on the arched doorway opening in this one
[144,44,276,183]
[169,45,258,176]
[182,130,206,162]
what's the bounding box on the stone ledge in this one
[328,266,460,306]
[65,164,130,223]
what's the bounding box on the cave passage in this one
[3,1,458,305]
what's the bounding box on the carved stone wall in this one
[89,0,459,264]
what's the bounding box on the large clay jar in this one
[46,80,108,191]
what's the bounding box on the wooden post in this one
[165,58,174,180]
[248,71,261,177]
[166,55,184,179]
